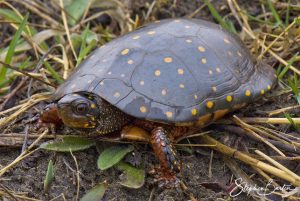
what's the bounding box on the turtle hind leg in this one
[150,127,181,188]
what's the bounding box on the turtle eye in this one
[74,102,89,114]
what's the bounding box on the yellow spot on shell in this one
[114,92,120,98]
[267,85,271,90]
[84,123,89,128]
[147,31,156,35]
[155,70,161,76]
[212,86,217,92]
[216,67,221,73]
[164,57,173,63]
[91,116,95,121]
[224,38,230,44]
[191,109,197,116]
[201,58,207,64]
[132,35,140,40]
[161,89,167,96]
[198,46,205,52]
[206,101,214,109]
[140,106,147,113]
[165,111,173,118]
[91,103,96,109]
[121,48,129,55]
[127,59,134,64]
[139,80,145,85]
[177,68,184,75]
[260,89,265,95]
[209,70,213,75]
[245,90,251,97]
[194,94,198,99]
[226,95,233,102]
[179,84,185,88]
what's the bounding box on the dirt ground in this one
[1,0,300,200]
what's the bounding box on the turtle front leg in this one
[121,125,182,187]
[150,127,181,187]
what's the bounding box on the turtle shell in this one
[53,18,276,125]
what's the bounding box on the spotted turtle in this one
[41,18,276,186]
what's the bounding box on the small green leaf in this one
[65,0,91,26]
[116,162,145,189]
[44,160,54,193]
[86,30,98,44]
[80,182,108,201]
[71,33,83,51]
[40,136,95,152]
[97,145,134,170]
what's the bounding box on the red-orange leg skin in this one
[170,126,190,140]
[150,127,181,177]
[39,103,62,125]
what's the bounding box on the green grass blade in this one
[285,0,291,26]
[284,113,300,132]
[19,56,32,70]
[267,0,283,27]
[76,39,97,67]
[278,53,298,80]
[243,12,274,26]
[76,24,89,66]
[204,0,235,33]
[0,14,28,82]
[44,61,64,84]
[287,72,300,105]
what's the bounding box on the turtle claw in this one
[155,175,181,189]
[149,167,181,189]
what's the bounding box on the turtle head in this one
[51,93,131,134]
[56,93,99,129]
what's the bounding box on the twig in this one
[198,134,300,186]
